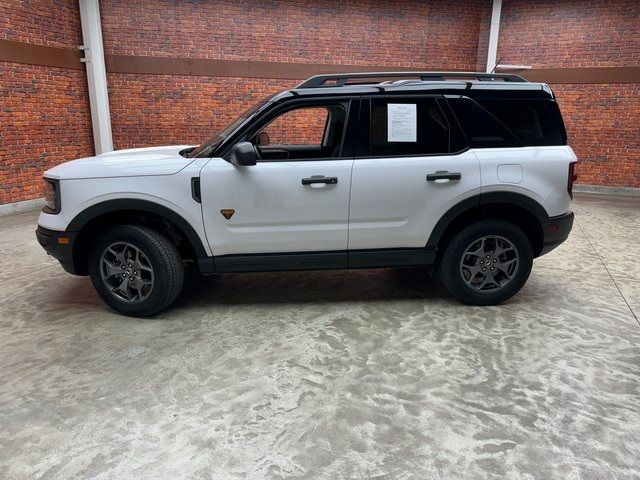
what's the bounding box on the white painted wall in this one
[78,0,113,155]
[486,0,503,73]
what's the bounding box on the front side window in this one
[261,107,328,146]
[369,97,451,156]
[251,103,348,161]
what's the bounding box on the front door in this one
[200,99,357,267]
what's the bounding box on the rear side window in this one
[369,98,451,156]
[477,99,567,146]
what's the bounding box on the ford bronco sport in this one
[36,71,576,316]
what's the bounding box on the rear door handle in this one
[302,176,338,185]
[426,172,462,182]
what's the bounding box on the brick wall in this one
[553,83,640,188]
[100,0,486,149]
[106,74,296,149]
[497,0,639,69]
[100,0,484,65]
[0,63,93,203]
[1,0,639,205]
[496,0,640,188]
[0,0,83,48]
[101,0,640,188]
[475,2,492,72]
[0,0,93,205]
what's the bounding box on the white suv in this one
[36,72,577,316]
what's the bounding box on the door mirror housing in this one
[229,142,258,166]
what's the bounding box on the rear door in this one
[348,96,481,253]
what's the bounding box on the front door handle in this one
[302,176,338,186]
[426,172,462,182]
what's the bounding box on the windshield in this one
[187,95,273,158]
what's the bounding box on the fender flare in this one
[66,199,208,258]
[426,192,548,249]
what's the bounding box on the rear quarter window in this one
[447,97,567,148]
[477,98,567,146]
[447,97,521,148]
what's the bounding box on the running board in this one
[210,248,436,274]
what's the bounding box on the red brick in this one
[0,1,93,204]
[1,0,638,205]
[493,0,640,189]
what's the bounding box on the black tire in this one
[438,220,533,305]
[88,225,184,316]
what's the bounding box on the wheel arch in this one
[67,199,208,275]
[427,192,548,258]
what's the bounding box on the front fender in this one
[66,198,209,258]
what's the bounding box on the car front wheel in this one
[88,225,184,316]
[438,220,533,305]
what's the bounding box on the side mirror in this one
[257,131,270,146]
[229,142,257,166]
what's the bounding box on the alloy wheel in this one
[100,242,155,303]
[459,235,520,292]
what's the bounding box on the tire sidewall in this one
[440,220,533,305]
[88,225,180,316]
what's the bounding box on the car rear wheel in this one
[88,225,184,316]
[438,220,533,305]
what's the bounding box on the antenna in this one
[491,57,503,74]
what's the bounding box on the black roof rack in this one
[297,71,527,88]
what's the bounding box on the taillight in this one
[567,162,578,199]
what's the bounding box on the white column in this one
[78,0,113,154]
[486,0,503,73]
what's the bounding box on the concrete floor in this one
[0,193,639,479]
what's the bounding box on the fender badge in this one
[220,209,235,220]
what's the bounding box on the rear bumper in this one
[35,226,80,275]
[539,211,574,256]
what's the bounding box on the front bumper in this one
[539,211,574,256]
[35,226,79,275]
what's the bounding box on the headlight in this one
[43,178,61,214]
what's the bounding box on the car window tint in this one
[263,107,328,146]
[369,98,450,156]
[477,99,566,146]
[447,97,522,148]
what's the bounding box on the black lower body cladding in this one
[35,226,78,274]
[539,211,574,256]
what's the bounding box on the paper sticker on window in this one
[387,103,417,142]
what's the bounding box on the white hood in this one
[44,145,197,180]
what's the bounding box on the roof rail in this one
[296,71,527,88]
